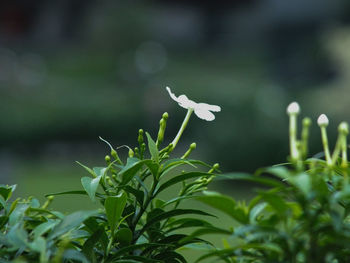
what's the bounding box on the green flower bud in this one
[157,113,168,147]
[181,142,197,159]
[162,112,169,120]
[105,155,111,163]
[339,122,349,135]
[134,147,139,157]
[128,148,134,157]
[138,129,144,145]
[107,178,114,187]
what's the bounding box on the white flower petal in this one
[194,108,216,121]
[197,103,221,112]
[178,95,196,109]
[166,86,180,103]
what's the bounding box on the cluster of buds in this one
[317,114,349,168]
[286,102,311,167]
[287,102,349,169]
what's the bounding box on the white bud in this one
[287,102,300,115]
[317,114,329,127]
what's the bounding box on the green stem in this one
[320,127,332,166]
[289,114,299,162]
[171,109,193,150]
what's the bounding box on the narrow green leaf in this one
[63,249,89,263]
[105,192,127,235]
[140,209,214,236]
[32,220,59,239]
[146,132,159,162]
[196,191,248,224]
[76,161,97,177]
[9,204,29,226]
[45,190,103,198]
[214,172,285,188]
[81,176,102,202]
[123,186,144,206]
[48,210,98,240]
[109,243,168,260]
[155,172,211,196]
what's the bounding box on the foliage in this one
[0,108,221,262]
[195,103,350,262]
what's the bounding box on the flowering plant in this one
[0,88,222,262]
[196,102,350,263]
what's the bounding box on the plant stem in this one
[320,127,332,166]
[289,114,299,162]
[171,109,193,150]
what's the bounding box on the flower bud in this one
[128,148,134,157]
[138,129,144,145]
[317,114,329,127]
[302,117,311,127]
[181,142,197,159]
[287,102,300,115]
[105,155,111,163]
[339,122,349,135]
[162,112,169,120]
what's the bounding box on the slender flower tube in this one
[301,117,311,159]
[166,87,221,150]
[287,102,301,163]
[339,122,349,168]
[318,114,332,166]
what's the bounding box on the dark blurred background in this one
[1,0,350,208]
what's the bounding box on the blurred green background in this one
[2,1,350,256]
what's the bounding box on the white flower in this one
[166,87,221,121]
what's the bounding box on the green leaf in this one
[259,192,289,216]
[32,220,59,239]
[93,167,108,177]
[261,166,291,180]
[7,223,28,248]
[48,210,98,240]
[81,176,102,202]
[213,172,285,188]
[29,236,46,259]
[105,192,127,235]
[63,249,89,263]
[76,161,97,177]
[109,243,169,260]
[166,218,213,233]
[155,172,211,196]
[140,209,214,236]
[288,172,312,196]
[180,227,232,244]
[115,227,132,246]
[82,227,105,263]
[119,158,145,183]
[154,251,186,263]
[9,204,29,226]
[0,184,16,201]
[123,186,144,206]
[196,191,248,224]
[249,202,267,224]
[146,132,159,163]
[45,190,105,200]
